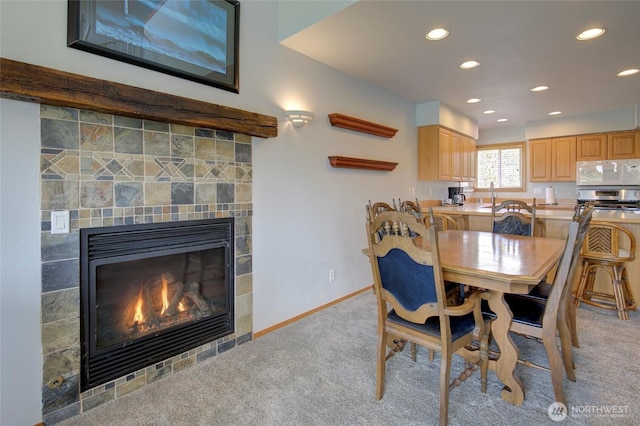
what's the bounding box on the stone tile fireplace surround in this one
[39,104,253,424]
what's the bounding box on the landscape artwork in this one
[68,0,239,92]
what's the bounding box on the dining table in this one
[366,229,567,406]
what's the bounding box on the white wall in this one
[278,0,355,40]
[415,101,478,139]
[0,1,417,422]
[525,106,638,139]
[0,99,42,425]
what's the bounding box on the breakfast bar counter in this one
[420,202,640,225]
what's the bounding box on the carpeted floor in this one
[59,290,639,426]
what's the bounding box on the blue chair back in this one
[492,214,532,236]
[366,209,444,323]
[491,199,536,236]
[377,248,438,311]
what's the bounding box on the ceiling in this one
[281,0,640,130]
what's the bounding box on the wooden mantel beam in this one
[0,58,278,139]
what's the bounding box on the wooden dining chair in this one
[398,198,423,220]
[366,209,489,426]
[510,205,594,349]
[428,213,459,231]
[368,200,397,219]
[482,204,593,406]
[425,213,465,306]
[490,199,536,236]
[505,205,593,374]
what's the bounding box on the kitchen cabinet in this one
[608,131,640,159]
[418,125,476,181]
[529,136,576,182]
[575,130,640,161]
[461,135,476,181]
[576,134,607,160]
[450,130,462,181]
[529,139,552,181]
[552,136,577,181]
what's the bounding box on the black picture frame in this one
[68,0,239,93]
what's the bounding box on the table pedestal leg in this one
[487,291,525,405]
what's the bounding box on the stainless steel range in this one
[577,186,640,211]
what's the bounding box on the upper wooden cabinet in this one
[529,139,552,181]
[576,131,640,160]
[461,135,476,182]
[418,125,451,180]
[576,134,607,160]
[608,131,640,159]
[418,125,476,181]
[551,136,577,181]
[450,130,462,181]
[529,136,576,182]
[439,127,453,180]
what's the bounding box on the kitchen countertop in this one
[420,202,640,224]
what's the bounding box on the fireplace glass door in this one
[93,246,227,350]
[81,218,234,390]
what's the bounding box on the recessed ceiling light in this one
[549,111,562,116]
[577,27,606,41]
[426,28,449,41]
[617,68,639,77]
[466,98,481,104]
[483,110,496,114]
[460,60,480,69]
[530,85,550,92]
[497,118,509,122]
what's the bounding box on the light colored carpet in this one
[59,291,639,426]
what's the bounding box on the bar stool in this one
[574,222,637,320]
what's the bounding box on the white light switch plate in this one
[51,210,70,234]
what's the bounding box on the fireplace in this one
[35,100,254,422]
[80,218,235,391]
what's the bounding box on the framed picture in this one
[68,0,240,93]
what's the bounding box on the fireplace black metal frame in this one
[80,218,235,391]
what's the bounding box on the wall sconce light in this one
[285,110,314,127]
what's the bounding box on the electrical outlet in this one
[329,269,336,283]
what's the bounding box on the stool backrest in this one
[581,222,636,262]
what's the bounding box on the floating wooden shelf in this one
[328,113,398,138]
[328,156,398,171]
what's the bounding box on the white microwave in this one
[576,159,640,186]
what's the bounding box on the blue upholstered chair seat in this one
[387,310,477,341]
[481,297,545,328]
[512,282,552,303]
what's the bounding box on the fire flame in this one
[132,288,144,324]
[160,274,170,315]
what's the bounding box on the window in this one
[475,142,525,191]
